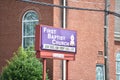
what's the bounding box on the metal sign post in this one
[66,60,69,80]
[43,58,46,80]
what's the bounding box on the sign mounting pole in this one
[43,58,46,80]
[66,60,69,80]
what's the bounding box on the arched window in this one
[22,10,39,49]
[96,65,104,80]
[116,52,120,80]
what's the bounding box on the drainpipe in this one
[104,0,110,80]
[61,0,67,80]
[62,0,67,29]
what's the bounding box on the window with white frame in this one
[114,0,120,41]
[22,10,39,50]
[96,65,104,80]
[116,52,120,80]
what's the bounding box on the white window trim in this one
[114,0,120,41]
[115,32,120,41]
[96,64,105,80]
[23,20,39,22]
[22,10,39,48]
[116,52,120,77]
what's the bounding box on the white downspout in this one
[62,0,67,80]
[62,0,67,29]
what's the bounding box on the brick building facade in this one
[0,0,120,80]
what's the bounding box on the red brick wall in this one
[53,0,63,80]
[0,0,119,80]
[0,0,53,73]
[108,0,117,80]
[52,0,114,80]
[67,1,104,80]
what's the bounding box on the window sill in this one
[114,32,120,42]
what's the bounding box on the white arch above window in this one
[22,10,39,22]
